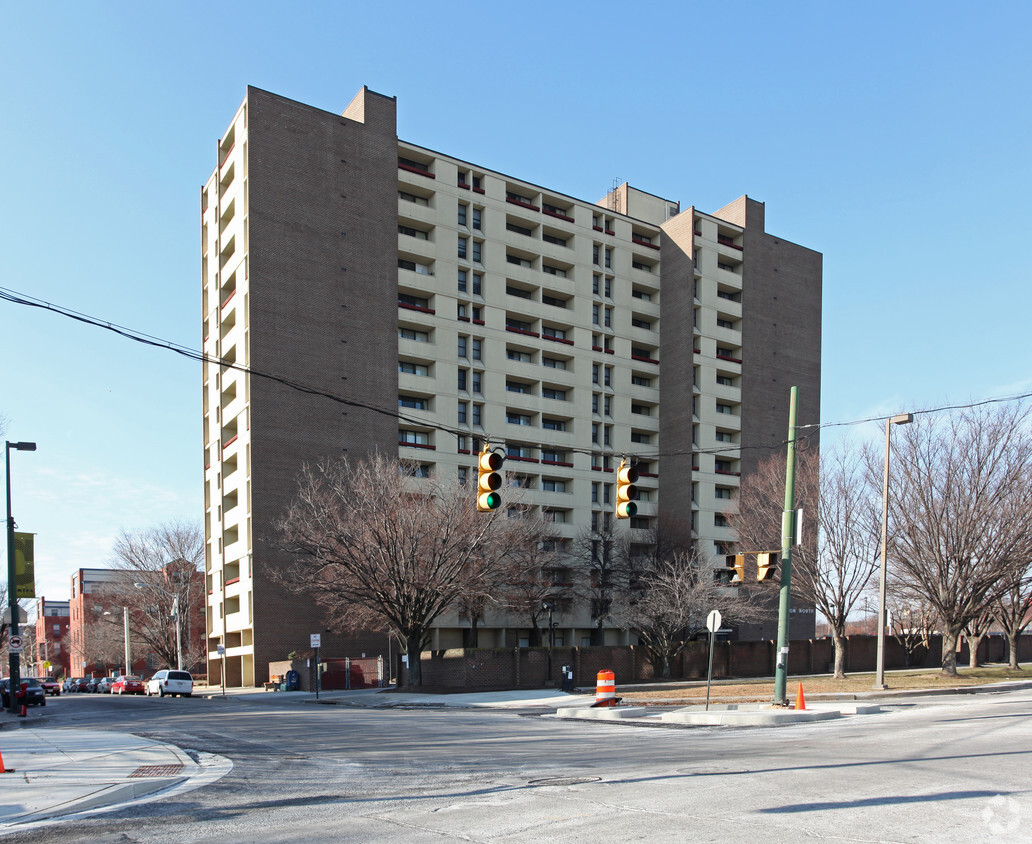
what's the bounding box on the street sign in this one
[706,610,722,633]
[310,634,321,648]
[216,644,225,655]
[8,635,23,653]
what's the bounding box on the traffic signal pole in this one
[773,387,799,706]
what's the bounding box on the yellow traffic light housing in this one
[477,446,504,511]
[715,553,744,586]
[756,551,778,582]
[615,459,639,519]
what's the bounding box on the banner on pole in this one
[14,532,35,598]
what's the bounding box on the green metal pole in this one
[773,388,798,706]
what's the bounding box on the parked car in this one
[0,677,46,708]
[96,676,120,694]
[85,677,101,693]
[146,669,194,698]
[71,677,90,693]
[37,677,60,696]
[111,676,145,695]
[62,677,77,693]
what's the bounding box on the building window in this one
[542,327,566,340]
[542,449,567,463]
[632,260,652,272]
[458,335,468,358]
[399,224,429,240]
[604,248,612,268]
[399,395,428,410]
[457,369,467,391]
[472,338,482,360]
[603,396,611,415]
[592,363,600,384]
[603,426,611,446]
[457,202,468,226]
[542,265,566,277]
[631,404,650,416]
[506,381,532,394]
[399,190,429,206]
[458,236,468,259]
[631,431,650,444]
[717,318,736,330]
[399,327,429,342]
[716,375,734,386]
[472,241,482,262]
[603,484,611,504]
[458,402,468,423]
[507,285,532,299]
[507,254,531,268]
[472,371,482,394]
[592,423,599,444]
[592,304,600,325]
[542,356,565,370]
[458,269,468,292]
[632,287,651,302]
[507,412,533,426]
[542,418,566,432]
[398,293,430,309]
[542,478,566,493]
[542,294,567,308]
[604,366,612,387]
[632,317,652,330]
[472,404,482,425]
[543,387,567,401]
[714,514,729,527]
[716,403,734,414]
[506,221,534,236]
[604,307,612,327]
[508,349,532,363]
[542,233,567,247]
[631,375,651,387]
[592,394,599,414]
[399,361,429,376]
[593,274,601,295]
[715,487,732,500]
[399,430,429,445]
[472,274,482,295]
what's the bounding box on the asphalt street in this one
[2,684,1031,842]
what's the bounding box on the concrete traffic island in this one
[554,700,881,727]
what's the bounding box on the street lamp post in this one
[135,582,182,671]
[6,440,36,715]
[874,413,912,689]
[103,607,132,675]
[542,602,555,685]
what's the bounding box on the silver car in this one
[146,669,194,698]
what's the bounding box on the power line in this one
[2,285,1027,465]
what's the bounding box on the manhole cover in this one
[527,776,602,787]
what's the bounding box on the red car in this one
[37,677,61,696]
[111,676,145,695]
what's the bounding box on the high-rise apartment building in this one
[201,86,821,687]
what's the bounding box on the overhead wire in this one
[2,285,1028,465]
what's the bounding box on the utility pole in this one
[773,388,799,706]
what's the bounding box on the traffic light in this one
[756,551,778,582]
[615,459,639,519]
[476,446,504,511]
[714,553,745,586]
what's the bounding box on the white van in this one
[146,669,194,698]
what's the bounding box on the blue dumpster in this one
[285,670,299,691]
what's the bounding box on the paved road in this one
[5,687,1032,842]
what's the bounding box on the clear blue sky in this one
[3,1,1030,604]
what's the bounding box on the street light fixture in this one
[6,440,36,715]
[135,581,182,671]
[874,413,912,690]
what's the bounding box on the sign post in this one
[311,634,321,699]
[705,610,722,712]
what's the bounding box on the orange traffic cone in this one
[0,745,10,774]
[795,682,806,711]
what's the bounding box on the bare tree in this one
[963,607,996,669]
[730,444,879,678]
[619,547,768,678]
[887,403,1032,676]
[887,593,938,668]
[571,519,629,645]
[110,520,205,671]
[495,527,570,646]
[277,454,522,687]
[991,567,1032,670]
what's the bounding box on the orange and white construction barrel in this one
[595,670,616,706]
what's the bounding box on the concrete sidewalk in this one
[0,720,230,833]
